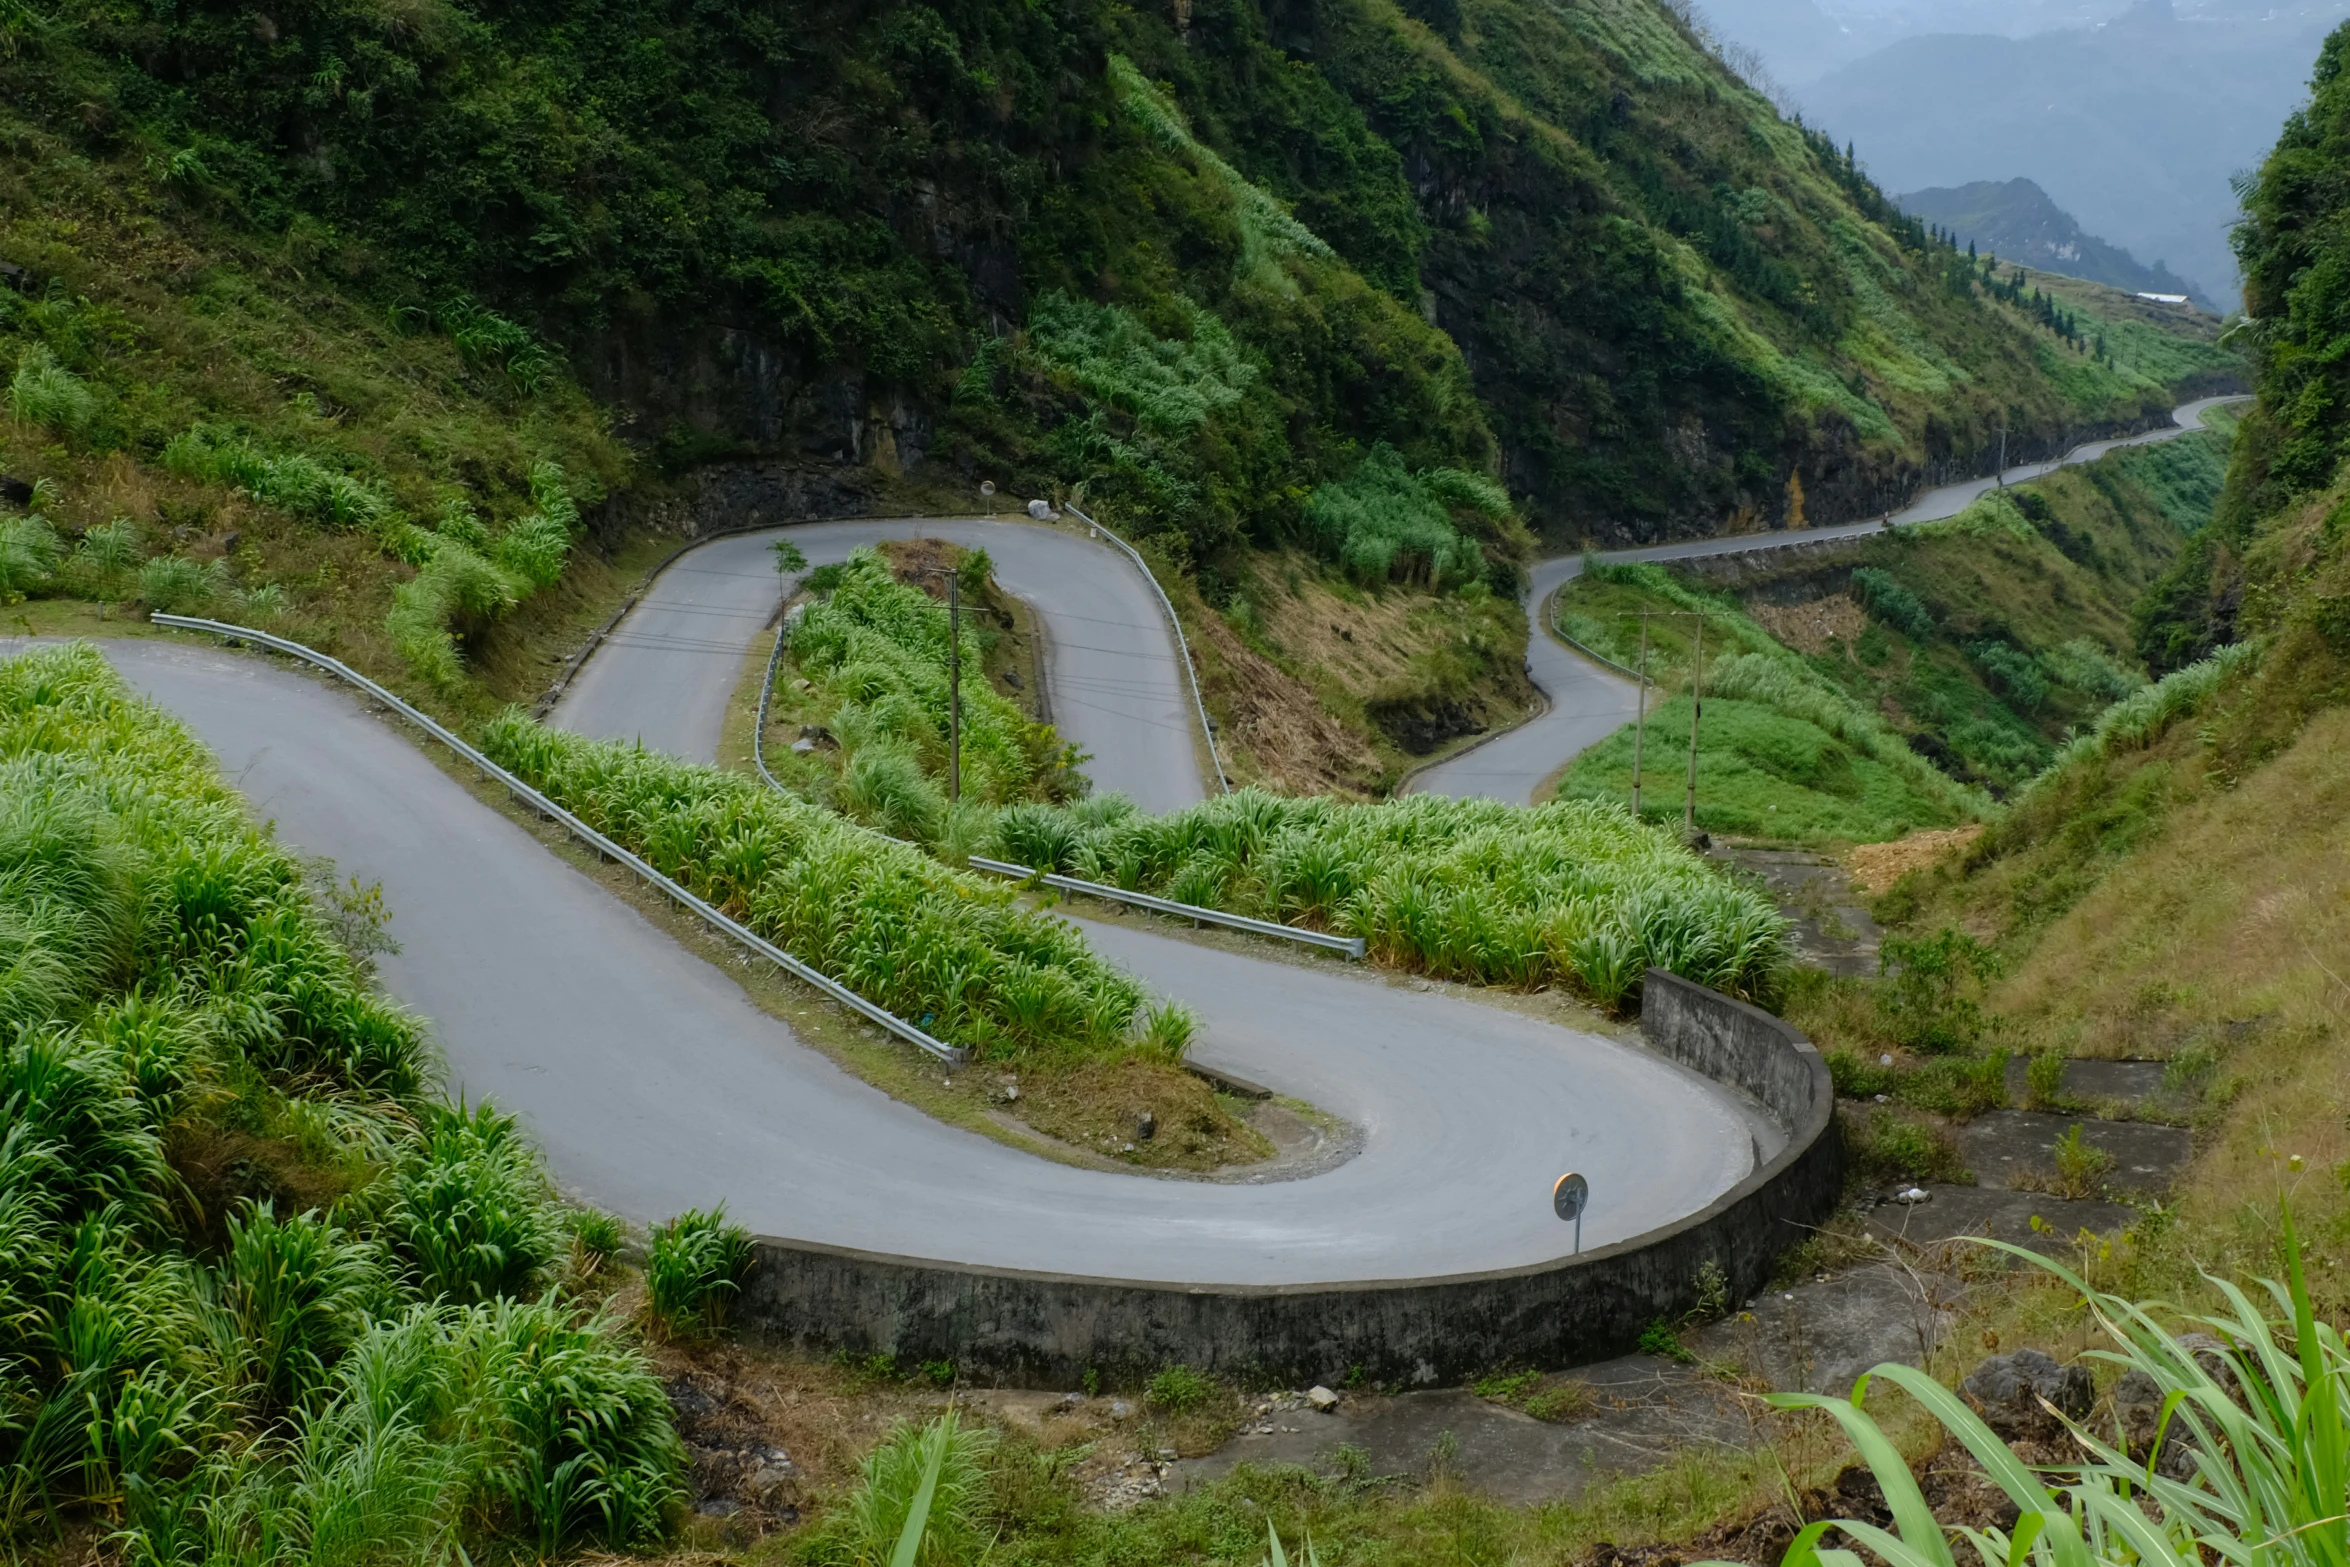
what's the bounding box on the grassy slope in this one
[1842,15,2350,1292]
[1549,420,2232,841]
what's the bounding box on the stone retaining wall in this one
[736,970,1841,1385]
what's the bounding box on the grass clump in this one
[1768,1210,2346,1567]
[992,786,1790,1007]
[1146,1364,1217,1416]
[808,1410,998,1567]
[0,641,684,1559]
[1842,1105,1971,1185]
[7,342,96,433]
[645,1206,756,1340]
[479,712,1167,1062]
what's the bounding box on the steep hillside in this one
[13,0,2233,543]
[0,0,2239,764]
[1874,16,2350,1271]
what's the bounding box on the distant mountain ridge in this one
[1899,179,2217,310]
[1798,0,2328,304]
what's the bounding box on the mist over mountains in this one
[1699,0,2342,304]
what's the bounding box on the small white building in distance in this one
[2136,292,2191,305]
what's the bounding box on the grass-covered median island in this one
[764,544,1083,838]
[480,712,1180,1064]
[0,642,684,1559]
[991,790,1791,1008]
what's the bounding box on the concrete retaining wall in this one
[737,970,1842,1385]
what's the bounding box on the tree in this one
[771,539,808,574]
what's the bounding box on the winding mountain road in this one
[96,637,1762,1282]
[1412,394,2247,804]
[73,394,2232,1292]
[555,520,1207,814]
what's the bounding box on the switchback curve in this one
[1412,394,2249,804]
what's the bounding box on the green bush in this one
[1146,1365,1215,1415]
[1845,1107,1969,1184]
[1876,927,2001,1053]
[1303,443,1507,587]
[1969,640,2051,710]
[645,1206,755,1340]
[2041,637,2145,703]
[1849,566,1934,639]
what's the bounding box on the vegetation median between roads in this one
[480,711,1190,1065]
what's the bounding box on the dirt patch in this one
[1189,597,1387,795]
[1179,551,1534,795]
[1748,594,1867,656]
[1846,825,1985,893]
[975,1056,1276,1171]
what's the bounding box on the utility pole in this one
[945,566,962,804]
[1996,427,2008,488]
[1630,613,1651,818]
[1684,615,1705,837]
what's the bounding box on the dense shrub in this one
[1304,444,1513,587]
[1849,566,1934,639]
[991,787,1790,1006]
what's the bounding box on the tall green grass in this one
[479,712,1165,1060]
[2025,641,2258,791]
[992,787,1790,1006]
[0,642,684,1560]
[1304,444,1512,588]
[787,548,1078,817]
[7,343,96,434]
[1746,1208,2349,1567]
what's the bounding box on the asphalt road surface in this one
[74,395,2232,1284]
[1411,395,2247,804]
[553,518,1209,815]
[96,637,1765,1283]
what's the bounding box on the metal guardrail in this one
[1060,503,1231,795]
[968,856,1367,959]
[151,614,969,1065]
